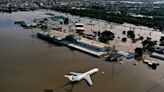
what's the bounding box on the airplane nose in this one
[95,68,99,71]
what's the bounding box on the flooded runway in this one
[0,10,164,92]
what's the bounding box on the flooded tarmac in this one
[0,10,164,92]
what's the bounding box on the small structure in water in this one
[105,53,124,62]
[150,52,164,60]
[143,59,160,69]
[150,47,164,54]
[14,21,37,28]
[117,51,135,59]
[14,21,30,28]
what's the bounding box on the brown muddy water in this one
[0,10,164,92]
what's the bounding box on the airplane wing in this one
[84,75,93,86]
[69,72,81,75]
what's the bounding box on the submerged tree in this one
[139,36,144,40]
[127,30,135,39]
[142,38,157,50]
[135,48,144,57]
[122,37,127,42]
[99,31,115,43]
[160,36,164,46]
[122,31,126,35]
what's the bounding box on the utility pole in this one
[112,58,115,75]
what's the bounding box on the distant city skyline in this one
[1,0,164,2]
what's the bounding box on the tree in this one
[160,36,164,46]
[99,31,115,43]
[140,36,144,40]
[135,48,144,57]
[127,30,135,39]
[122,31,126,35]
[8,5,12,13]
[41,24,48,30]
[142,38,157,50]
[122,37,127,42]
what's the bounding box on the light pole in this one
[112,60,115,75]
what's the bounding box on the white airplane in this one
[64,68,99,86]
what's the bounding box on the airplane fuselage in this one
[64,68,99,85]
[78,68,99,80]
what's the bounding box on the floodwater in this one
[0,10,164,92]
[44,10,164,52]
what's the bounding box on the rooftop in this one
[75,23,84,26]
[79,37,111,48]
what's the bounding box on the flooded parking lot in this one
[0,10,164,92]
